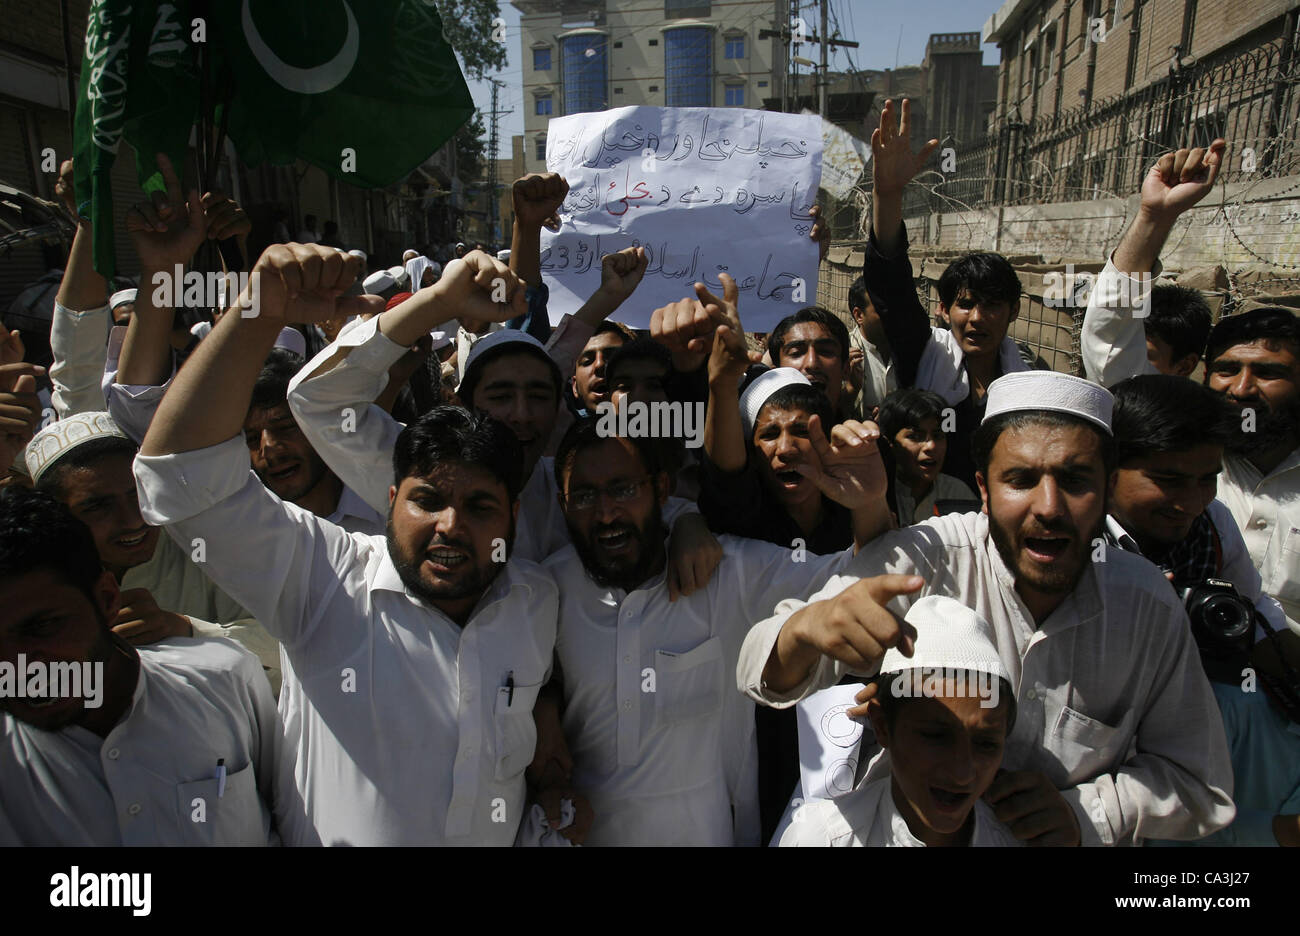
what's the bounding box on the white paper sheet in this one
[540,105,823,330]
[796,682,877,801]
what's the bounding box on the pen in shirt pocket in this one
[214,758,226,798]
[506,671,515,706]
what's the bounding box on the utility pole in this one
[818,0,829,116]
[486,78,512,248]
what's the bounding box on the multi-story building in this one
[922,33,999,146]
[512,0,788,174]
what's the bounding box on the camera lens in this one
[1202,595,1252,641]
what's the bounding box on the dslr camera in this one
[1181,579,1255,659]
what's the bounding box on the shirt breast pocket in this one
[175,762,269,845]
[654,637,724,728]
[494,681,541,782]
[1045,704,1131,784]
[1274,526,1300,605]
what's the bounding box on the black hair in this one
[1204,306,1300,366]
[1146,284,1212,364]
[768,306,851,362]
[971,410,1115,478]
[458,339,563,410]
[593,320,636,344]
[1111,374,1237,465]
[606,337,672,384]
[0,486,103,597]
[875,670,1018,732]
[36,435,138,499]
[848,276,869,315]
[553,417,666,490]
[878,388,950,441]
[753,382,835,435]
[392,406,524,502]
[250,348,306,412]
[937,252,1022,309]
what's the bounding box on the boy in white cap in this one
[739,369,1235,845]
[781,595,1020,846]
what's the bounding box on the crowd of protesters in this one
[1,99,1298,847]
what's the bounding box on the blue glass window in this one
[664,27,712,107]
[561,34,608,115]
[725,36,745,59]
[533,48,551,71]
[725,85,744,106]
[536,136,547,161]
[535,95,553,116]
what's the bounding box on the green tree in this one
[455,110,488,186]
[435,0,508,82]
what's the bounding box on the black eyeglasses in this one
[563,477,652,511]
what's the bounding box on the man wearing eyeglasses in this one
[541,410,892,845]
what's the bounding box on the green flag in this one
[73,0,199,279]
[210,0,474,187]
[74,0,474,278]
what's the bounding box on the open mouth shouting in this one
[772,467,804,490]
[113,527,155,553]
[928,786,973,815]
[1023,532,1071,564]
[594,524,636,555]
[424,543,471,574]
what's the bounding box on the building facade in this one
[512,0,787,174]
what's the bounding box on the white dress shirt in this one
[50,299,111,419]
[0,638,283,845]
[736,510,1235,845]
[779,751,1022,847]
[544,533,858,846]
[1079,256,1161,388]
[1218,450,1300,634]
[134,435,558,845]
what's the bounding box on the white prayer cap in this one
[363,270,396,294]
[739,367,810,437]
[496,249,511,262]
[25,411,130,485]
[429,329,453,351]
[388,265,409,286]
[402,249,420,263]
[274,327,307,357]
[982,371,1113,435]
[347,249,367,261]
[879,595,1011,687]
[462,329,548,379]
[109,288,137,310]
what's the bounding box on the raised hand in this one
[0,362,44,471]
[55,158,79,218]
[113,587,193,644]
[794,414,887,510]
[808,204,830,262]
[513,172,570,231]
[1140,139,1226,221]
[597,246,649,304]
[430,250,529,323]
[201,190,252,242]
[0,320,24,368]
[872,99,940,198]
[984,769,1082,846]
[238,242,372,324]
[779,574,922,676]
[701,273,758,384]
[126,152,208,271]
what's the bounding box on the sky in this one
[465,0,1005,158]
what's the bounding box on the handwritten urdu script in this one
[541,106,824,329]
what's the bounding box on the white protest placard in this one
[802,108,870,200]
[795,682,878,801]
[541,105,823,330]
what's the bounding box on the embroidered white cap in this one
[879,594,1011,686]
[273,327,307,357]
[362,270,396,294]
[739,367,810,437]
[109,288,137,310]
[25,411,130,485]
[982,371,1113,435]
[462,329,547,377]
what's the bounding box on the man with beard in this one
[0,487,285,845]
[738,370,1234,845]
[133,242,558,845]
[543,409,891,845]
[1206,307,1300,631]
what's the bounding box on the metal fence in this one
[898,33,1300,220]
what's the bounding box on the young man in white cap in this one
[23,411,276,686]
[133,243,558,845]
[781,595,1020,846]
[543,405,889,845]
[0,486,288,845]
[738,369,1235,845]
